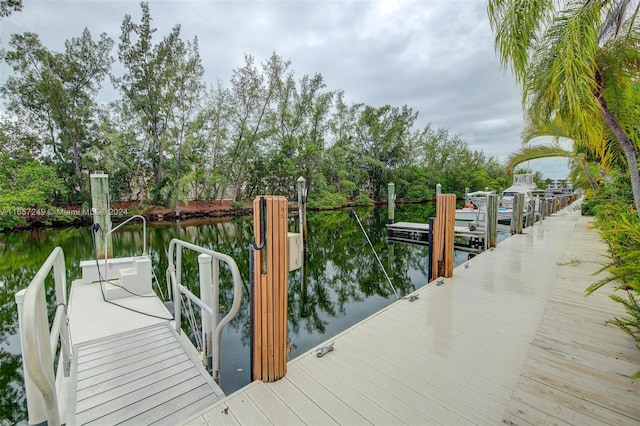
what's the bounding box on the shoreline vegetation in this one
[0,197,406,232]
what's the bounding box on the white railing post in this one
[167,239,243,384]
[15,246,70,426]
[15,289,50,426]
[53,253,71,376]
[198,254,214,370]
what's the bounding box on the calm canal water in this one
[0,203,481,424]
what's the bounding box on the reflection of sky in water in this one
[2,207,513,422]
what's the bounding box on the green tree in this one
[321,92,363,200]
[117,2,203,205]
[189,83,234,200]
[269,72,334,196]
[488,0,640,216]
[354,105,417,200]
[2,29,113,203]
[220,52,289,202]
[0,0,21,18]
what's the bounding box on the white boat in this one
[499,174,539,224]
[455,190,491,230]
[14,215,244,425]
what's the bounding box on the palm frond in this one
[505,143,574,173]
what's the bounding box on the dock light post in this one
[296,177,307,243]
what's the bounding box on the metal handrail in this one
[14,247,70,426]
[103,214,147,279]
[166,238,243,383]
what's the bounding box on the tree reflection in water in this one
[1,204,452,424]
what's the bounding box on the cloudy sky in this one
[0,0,570,178]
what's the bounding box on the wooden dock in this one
[184,206,640,425]
[387,221,487,251]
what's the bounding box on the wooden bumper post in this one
[251,196,289,382]
[430,194,456,281]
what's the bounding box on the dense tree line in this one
[0,2,510,230]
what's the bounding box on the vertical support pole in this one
[436,183,442,195]
[527,199,536,227]
[464,187,469,205]
[427,217,435,282]
[487,194,498,248]
[199,253,215,371]
[388,182,395,224]
[252,196,288,382]
[90,173,112,259]
[296,177,307,243]
[511,193,525,234]
[430,194,455,281]
[15,290,49,426]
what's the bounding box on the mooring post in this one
[511,193,525,234]
[388,182,396,224]
[427,217,435,282]
[436,183,442,196]
[464,187,469,205]
[90,173,112,259]
[251,196,288,382]
[487,193,498,248]
[527,199,536,226]
[430,194,455,281]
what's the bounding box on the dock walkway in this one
[63,273,226,425]
[185,205,640,425]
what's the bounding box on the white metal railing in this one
[15,247,70,426]
[166,239,243,383]
[102,214,147,280]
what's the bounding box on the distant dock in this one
[184,205,640,425]
[387,220,487,252]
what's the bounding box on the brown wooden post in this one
[252,196,288,382]
[487,194,498,248]
[430,194,456,281]
[510,193,524,235]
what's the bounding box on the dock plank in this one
[185,207,640,425]
[69,322,225,425]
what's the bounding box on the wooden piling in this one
[430,194,455,281]
[487,194,498,248]
[252,196,289,382]
[526,199,536,227]
[511,193,525,234]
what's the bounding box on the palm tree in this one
[488,0,640,217]
[505,143,599,190]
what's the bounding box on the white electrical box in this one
[288,232,302,272]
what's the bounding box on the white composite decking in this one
[185,205,640,425]
[63,278,226,425]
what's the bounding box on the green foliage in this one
[307,191,348,210]
[404,185,432,203]
[0,156,66,230]
[489,0,640,216]
[0,2,557,227]
[606,292,640,378]
[2,29,113,204]
[352,194,374,207]
[0,0,22,18]
[584,170,640,376]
